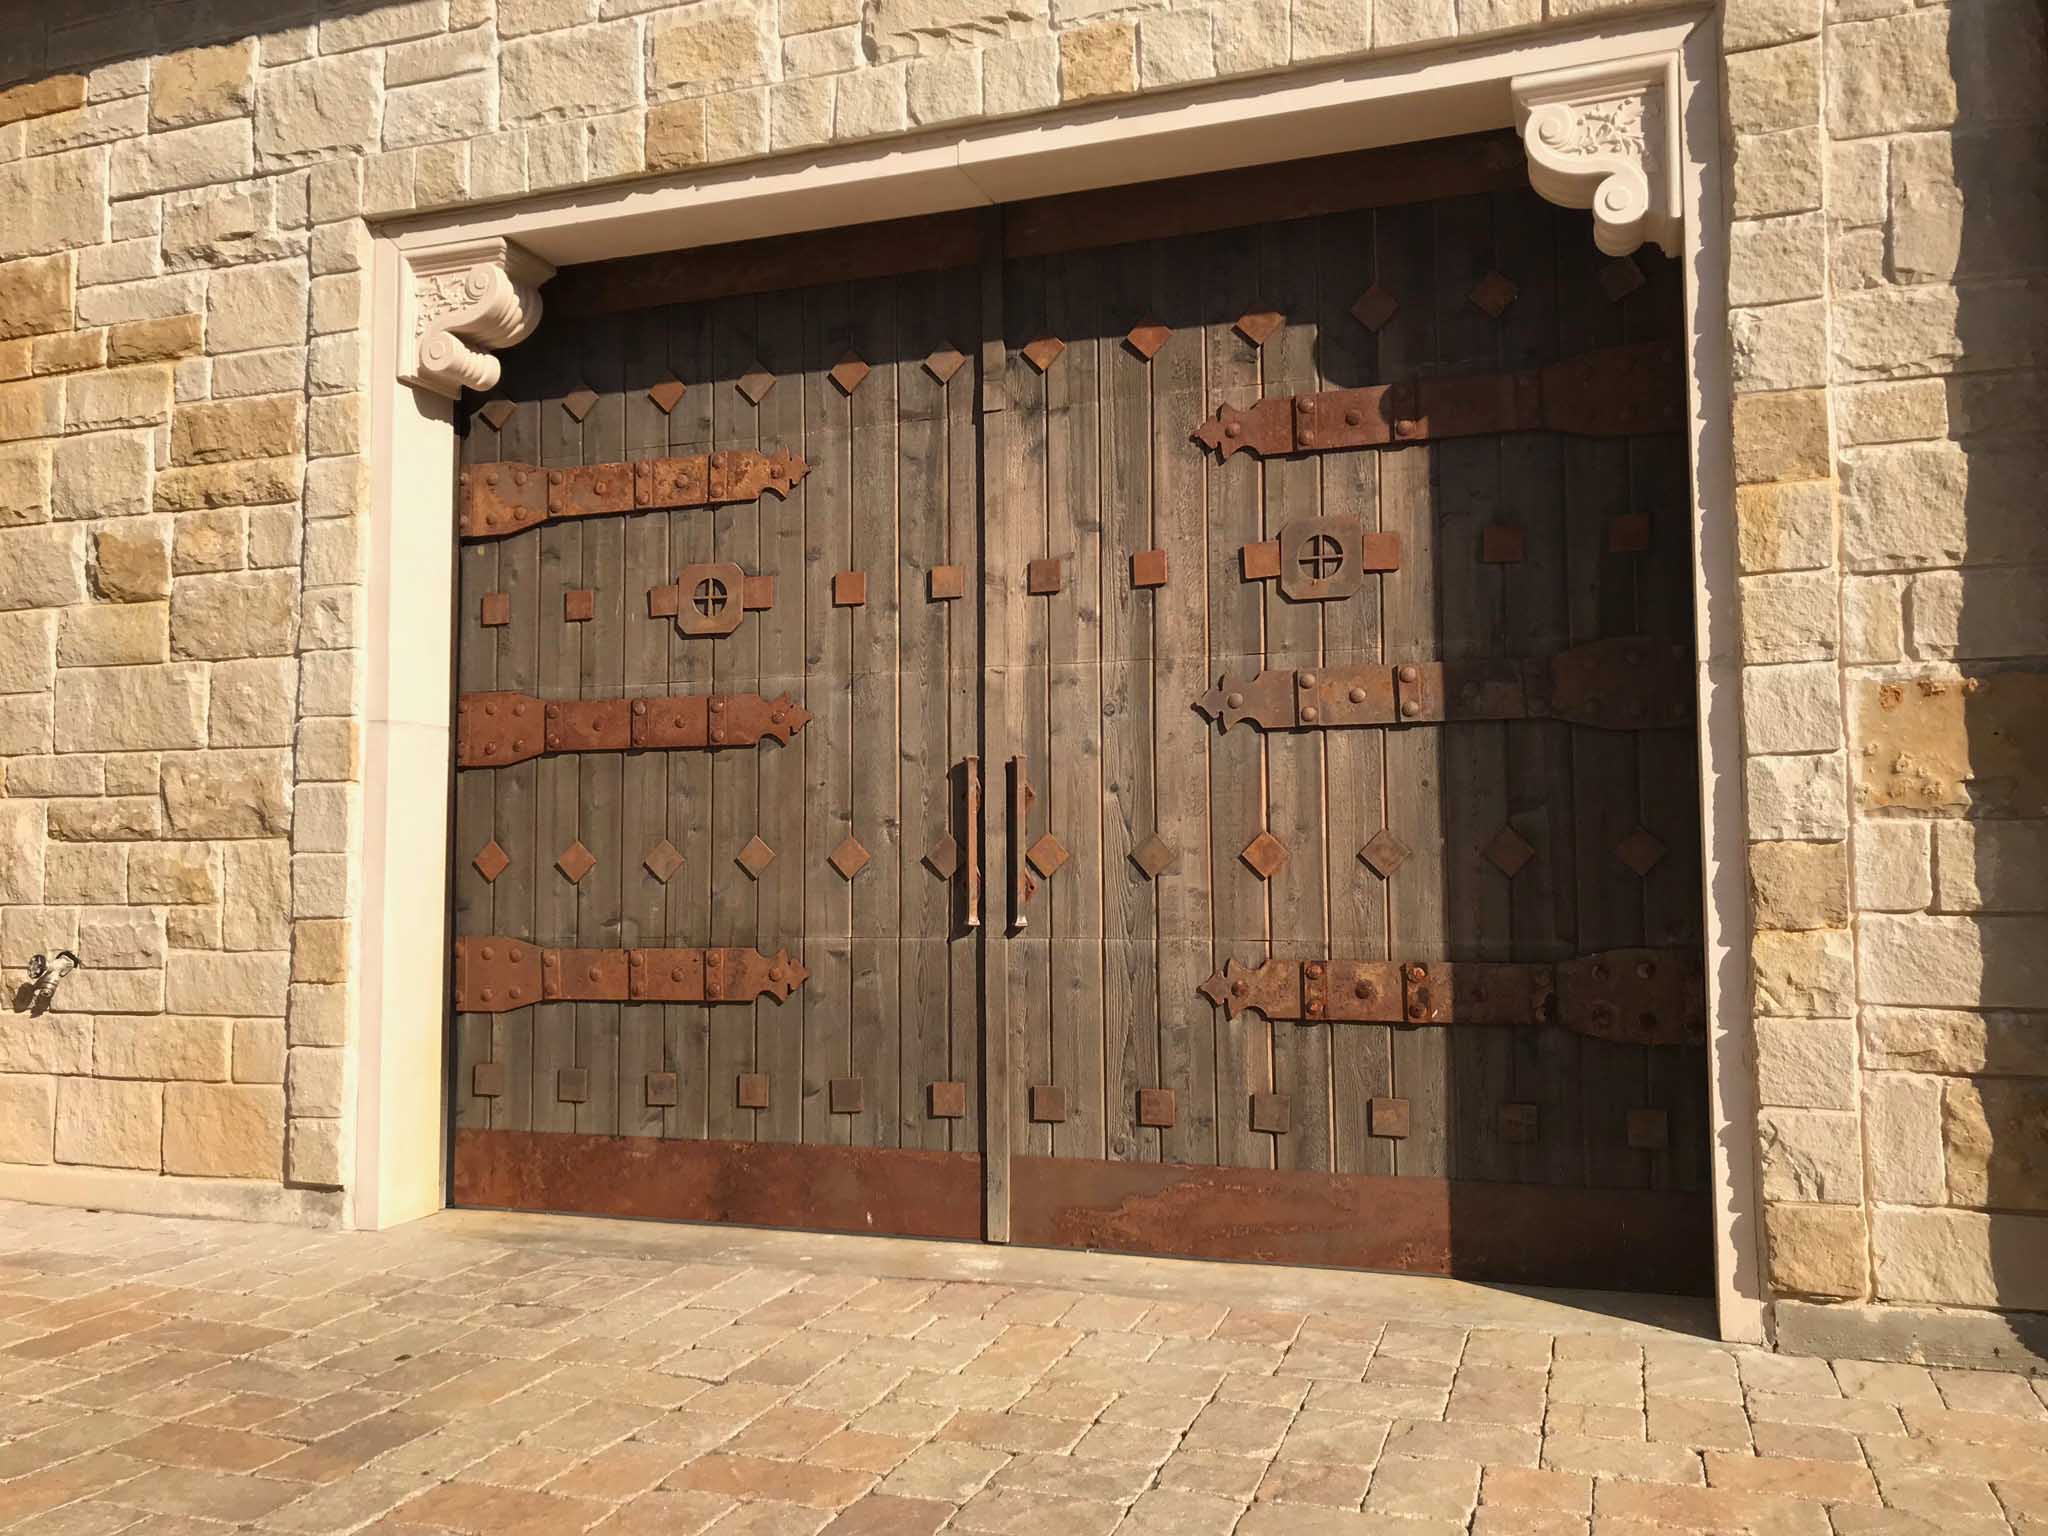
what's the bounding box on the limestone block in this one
[171,394,303,467]
[287,1117,344,1187]
[0,148,108,261]
[53,663,207,752]
[1211,0,1287,75]
[502,24,642,125]
[386,75,496,152]
[206,265,308,357]
[55,1078,163,1169]
[1727,214,1825,308]
[1838,380,1947,451]
[295,718,361,783]
[66,366,174,433]
[8,755,102,796]
[0,379,62,444]
[1061,23,1137,99]
[1748,840,1848,931]
[47,796,161,842]
[291,853,350,919]
[0,1075,55,1164]
[233,1018,286,1083]
[1861,913,2048,1010]
[983,36,1058,116]
[81,238,163,290]
[44,844,124,906]
[223,838,292,950]
[210,656,298,749]
[301,587,360,651]
[1726,41,1821,135]
[0,1015,89,1073]
[92,523,171,604]
[33,330,108,375]
[1293,0,1371,57]
[166,949,291,1016]
[1766,1201,1868,1299]
[1852,672,2048,817]
[57,603,169,668]
[1842,442,1990,572]
[646,101,707,172]
[167,906,221,950]
[1738,572,1835,664]
[784,27,860,77]
[1952,369,2048,441]
[1758,1108,1862,1204]
[311,221,371,279]
[1730,127,1822,221]
[321,0,448,51]
[0,801,45,904]
[1864,1075,1946,1205]
[0,525,82,611]
[0,608,56,693]
[162,749,292,837]
[1732,390,1831,485]
[0,254,74,341]
[47,959,164,1013]
[1872,1207,2048,1310]
[292,919,351,985]
[1838,285,2048,384]
[128,842,218,905]
[154,458,302,512]
[1746,751,1848,842]
[1751,928,1855,1017]
[288,983,350,1047]
[770,78,834,151]
[1839,576,1903,665]
[0,75,88,129]
[0,442,50,526]
[866,0,1047,61]
[104,752,159,798]
[785,0,861,29]
[1853,819,1930,912]
[255,52,384,167]
[1754,1017,1857,1110]
[297,653,359,718]
[1827,9,1957,137]
[162,1082,285,1178]
[50,433,152,525]
[306,393,362,457]
[309,278,365,341]
[0,690,52,755]
[150,40,257,129]
[1911,569,2048,662]
[386,28,492,88]
[1723,0,1821,51]
[1934,821,2048,913]
[1741,662,1841,755]
[1136,12,1214,88]
[95,1016,230,1080]
[287,1046,345,1118]
[173,509,245,575]
[292,784,354,855]
[1944,1079,2048,1211]
[1730,301,1826,393]
[170,569,297,659]
[111,120,255,199]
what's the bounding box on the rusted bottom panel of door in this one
[454,1130,983,1242]
[1010,1158,1711,1296]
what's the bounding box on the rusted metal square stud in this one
[477,399,517,431]
[833,570,867,607]
[1350,285,1399,333]
[929,1081,968,1118]
[736,835,775,878]
[1500,1103,1540,1144]
[562,387,599,421]
[481,592,511,627]
[1130,833,1177,880]
[643,839,684,884]
[830,1077,865,1114]
[1130,549,1168,589]
[1480,524,1525,564]
[648,378,687,414]
[1030,1084,1067,1123]
[556,1068,589,1104]
[736,1073,770,1109]
[1027,834,1069,879]
[1359,829,1410,880]
[1235,309,1284,347]
[1250,1092,1291,1134]
[556,841,596,884]
[1484,825,1536,879]
[736,365,775,404]
[1021,337,1065,373]
[743,574,776,611]
[564,588,595,622]
[472,840,511,883]
[829,352,870,395]
[830,836,871,881]
[1027,558,1063,595]
[472,1061,505,1098]
[924,834,960,880]
[1607,513,1651,554]
[1125,322,1171,360]
[1628,1108,1670,1150]
[645,1072,679,1108]
[1369,1097,1411,1139]
[1469,270,1519,318]
[925,347,967,383]
[1615,826,1668,877]
[1600,256,1646,302]
[648,585,680,618]
[1240,540,1282,582]
[1241,831,1288,880]
[1137,1088,1177,1128]
[929,564,966,601]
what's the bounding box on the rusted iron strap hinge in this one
[1196,638,1691,734]
[455,937,809,1012]
[458,690,811,766]
[1199,949,1702,1046]
[459,449,810,539]
[1193,341,1683,460]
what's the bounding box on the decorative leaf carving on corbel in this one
[1512,53,1682,259]
[400,237,556,399]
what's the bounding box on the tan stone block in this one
[161,185,292,273]
[103,751,158,798]
[0,75,88,129]
[1758,1108,1862,1204]
[0,1014,89,1073]
[0,147,108,261]
[907,51,983,124]
[0,1075,55,1164]
[223,838,292,950]
[171,568,296,659]
[248,506,301,569]
[47,795,161,841]
[32,330,107,376]
[255,52,383,167]
[44,842,126,905]
[1723,0,1821,50]
[151,40,257,129]
[982,35,1058,116]
[384,75,493,151]
[1755,1017,1857,1110]
[110,119,254,200]
[54,1078,163,1170]
[1765,1201,1868,1300]
[1861,914,2048,1010]
[1871,1207,2048,1309]
[0,441,50,526]
[129,842,219,905]
[1836,380,1946,449]
[307,392,361,457]
[166,949,290,1016]
[1840,575,1902,664]
[297,652,359,718]
[1726,41,1821,134]
[0,608,55,693]
[292,919,351,985]
[1738,572,1835,664]
[166,904,221,950]
[645,100,707,173]
[1742,661,1841,755]
[172,508,244,574]
[295,717,360,782]
[162,1081,284,1178]
[162,749,291,837]
[6,753,101,796]
[53,662,207,751]
[95,1017,231,1080]
[287,1045,346,1118]
[287,1116,344,1187]
[1731,300,1826,393]
[0,377,62,443]
[1731,127,1822,220]
[867,0,1047,60]
[233,1018,286,1083]
[1943,1079,2048,1211]
[57,602,169,667]
[1060,23,1136,100]
[1751,928,1855,1017]
[52,431,153,523]
[1853,819,1930,912]
[288,983,350,1047]
[1748,840,1848,931]
[1933,821,2048,913]
[51,964,164,1014]
[387,27,492,88]
[1828,9,1958,137]
[170,394,302,466]
[91,522,171,602]
[0,254,74,341]
[292,784,354,854]
[66,365,173,432]
[321,0,448,51]
[1865,1074,1946,1205]
[291,852,349,920]
[415,142,469,206]
[503,23,643,125]
[770,77,835,151]
[835,67,908,139]
[206,265,308,356]
[0,689,52,754]
[1733,390,1831,484]
[154,458,300,513]
[210,656,297,749]
[1727,214,1825,308]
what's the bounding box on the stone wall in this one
[0,0,2042,1344]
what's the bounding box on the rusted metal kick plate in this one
[459,690,810,766]
[1200,949,1700,1045]
[1197,638,1690,734]
[1193,341,1682,460]
[454,937,809,1012]
[459,449,810,539]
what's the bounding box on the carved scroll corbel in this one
[1511,54,1682,259]
[400,237,557,399]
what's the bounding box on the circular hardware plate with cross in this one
[1278,515,1368,602]
[671,561,749,637]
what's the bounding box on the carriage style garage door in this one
[447,132,1712,1296]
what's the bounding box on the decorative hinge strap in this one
[455,937,809,1012]
[459,449,810,539]
[1199,949,1702,1045]
[1192,341,1682,461]
[458,691,810,767]
[1195,638,1690,734]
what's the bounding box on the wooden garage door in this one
[446,131,1710,1294]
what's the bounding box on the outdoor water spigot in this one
[25,950,79,1003]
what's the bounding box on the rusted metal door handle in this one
[963,755,982,929]
[1009,755,1036,931]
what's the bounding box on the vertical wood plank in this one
[453,414,499,1135]
[978,211,1014,1234]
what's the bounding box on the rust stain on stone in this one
[1853,671,2048,816]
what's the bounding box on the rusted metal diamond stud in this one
[924,834,960,880]
[1600,255,1646,302]
[561,387,599,421]
[830,835,872,881]
[829,352,870,396]
[478,399,517,430]
[1484,825,1536,879]
[648,378,687,414]
[1235,309,1284,347]
[1021,336,1066,373]
[1125,321,1171,360]
[1615,826,1668,876]
[736,835,776,878]
[1027,833,1069,880]
[472,840,511,883]
[924,346,967,383]
[643,839,684,884]
[556,840,597,884]
[736,364,776,404]
[1350,285,1399,332]
[1130,833,1177,880]
[1241,831,1288,880]
[1468,270,1519,318]
[1359,829,1410,880]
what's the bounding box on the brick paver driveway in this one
[0,1202,2042,1534]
